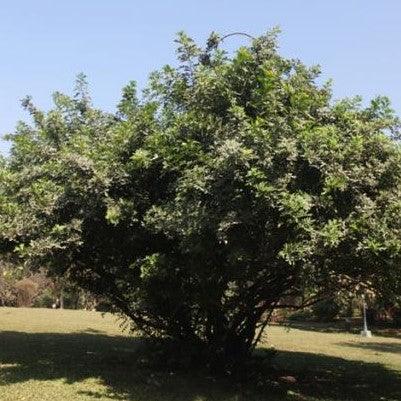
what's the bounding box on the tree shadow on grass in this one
[282,321,401,339]
[336,341,401,354]
[274,350,401,401]
[283,321,352,334]
[0,331,400,401]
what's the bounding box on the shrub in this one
[33,288,55,308]
[312,299,342,322]
[2,31,401,369]
[14,278,39,307]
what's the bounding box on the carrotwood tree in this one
[1,30,401,368]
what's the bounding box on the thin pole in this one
[362,296,368,332]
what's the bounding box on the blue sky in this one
[1,1,401,154]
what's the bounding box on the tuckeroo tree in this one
[1,30,401,368]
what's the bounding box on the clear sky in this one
[1,0,401,154]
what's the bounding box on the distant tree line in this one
[0,264,103,309]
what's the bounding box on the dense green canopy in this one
[1,30,401,366]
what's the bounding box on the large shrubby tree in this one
[1,30,401,367]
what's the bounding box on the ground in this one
[0,308,400,401]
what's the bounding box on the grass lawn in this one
[0,308,400,401]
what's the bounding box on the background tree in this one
[1,30,401,369]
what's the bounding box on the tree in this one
[1,30,401,369]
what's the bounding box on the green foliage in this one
[1,30,401,368]
[33,287,54,308]
[0,264,18,306]
[311,299,343,322]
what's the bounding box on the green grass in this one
[0,308,400,401]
